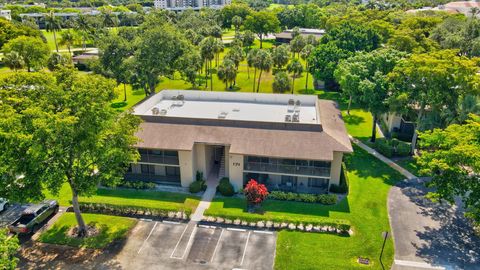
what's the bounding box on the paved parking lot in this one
[115,220,276,270]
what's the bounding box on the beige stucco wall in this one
[178,150,194,187]
[228,153,244,191]
[224,146,230,178]
[383,112,402,132]
[329,152,343,186]
[194,143,206,178]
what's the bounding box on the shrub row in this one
[268,191,337,205]
[217,177,235,196]
[372,138,411,158]
[103,180,157,190]
[189,179,207,193]
[202,214,351,234]
[77,202,191,219]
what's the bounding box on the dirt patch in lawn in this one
[17,238,126,270]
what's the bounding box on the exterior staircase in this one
[218,152,226,179]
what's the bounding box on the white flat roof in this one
[134,90,320,124]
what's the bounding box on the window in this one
[141,164,155,175]
[164,151,178,157]
[151,149,162,156]
[166,166,180,176]
[308,178,329,188]
[281,175,297,186]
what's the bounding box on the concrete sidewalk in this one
[349,135,417,180]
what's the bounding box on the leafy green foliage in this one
[244,11,280,48]
[0,229,19,270]
[217,177,235,196]
[272,71,291,93]
[417,115,480,223]
[3,36,50,72]
[189,180,207,194]
[269,191,338,205]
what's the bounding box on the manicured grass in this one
[394,157,427,177]
[44,184,200,214]
[206,146,402,269]
[274,146,402,270]
[111,83,147,112]
[38,213,136,248]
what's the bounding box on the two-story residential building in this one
[126,90,353,194]
[154,0,231,11]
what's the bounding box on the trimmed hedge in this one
[189,180,207,193]
[78,202,192,218]
[217,177,235,196]
[370,138,411,158]
[268,191,337,205]
[103,180,157,190]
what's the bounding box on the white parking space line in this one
[170,224,189,259]
[198,224,216,229]
[137,221,158,254]
[227,227,246,232]
[240,231,251,266]
[181,226,197,259]
[210,229,224,262]
[253,230,273,235]
[140,218,153,222]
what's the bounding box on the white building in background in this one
[154,0,231,10]
[127,90,353,194]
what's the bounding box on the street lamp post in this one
[380,231,389,270]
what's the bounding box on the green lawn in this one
[394,157,426,177]
[111,83,147,112]
[206,146,402,269]
[38,213,136,248]
[44,184,200,214]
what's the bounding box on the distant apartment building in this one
[154,0,231,10]
[407,1,480,18]
[127,90,353,194]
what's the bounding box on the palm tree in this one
[74,15,92,51]
[232,15,243,36]
[212,39,224,67]
[254,50,273,93]
[45,11,62,52]
[59,30,77,55]
[199,37,216,90]
[300,44,314,91]
[287,59,303,94]
[247,48,259,91]
[217,59,237,90]
[102,10,118,28]
[4,51,24,72]
[225,45,245,85]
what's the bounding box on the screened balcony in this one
[244,156,331,178]
[138,149,179,165]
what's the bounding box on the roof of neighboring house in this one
[275,28,326,40]
[133,90,352,161]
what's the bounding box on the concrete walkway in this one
[349,135,417,180]
[191,169,220,222]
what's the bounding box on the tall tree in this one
[335,48,406,142]
[217,58,237,90]
[272,71,290,93]
[253,49,273,93]
[290,35,305,58]
[309,42,351,90]
[232,15,243,36]
[74,14,92,51]
[287,59,303,94]
[0,70,141,237]
[133,24,189,95]
[389,50,480,152]
[244,11,280,48]
[98,34,133,101]
[45,11,61,52]
[3,51,24,72]
[176,49,202,88]
[59,30,77,55]
[199,37,216,90]
[224,45,245,85]
[417,115,480,224]
[3,36,50,72]
[322,21,381,52]
[272,44,290,70]
[247,48,259,91]
[300,44,314,91]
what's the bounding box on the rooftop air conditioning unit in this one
[159,109,167,115]
[152,107,160,115]
[285,114,292,122]
[218,111,228,119]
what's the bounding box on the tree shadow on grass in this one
[111,101,127,109]
[343,114,366,126]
